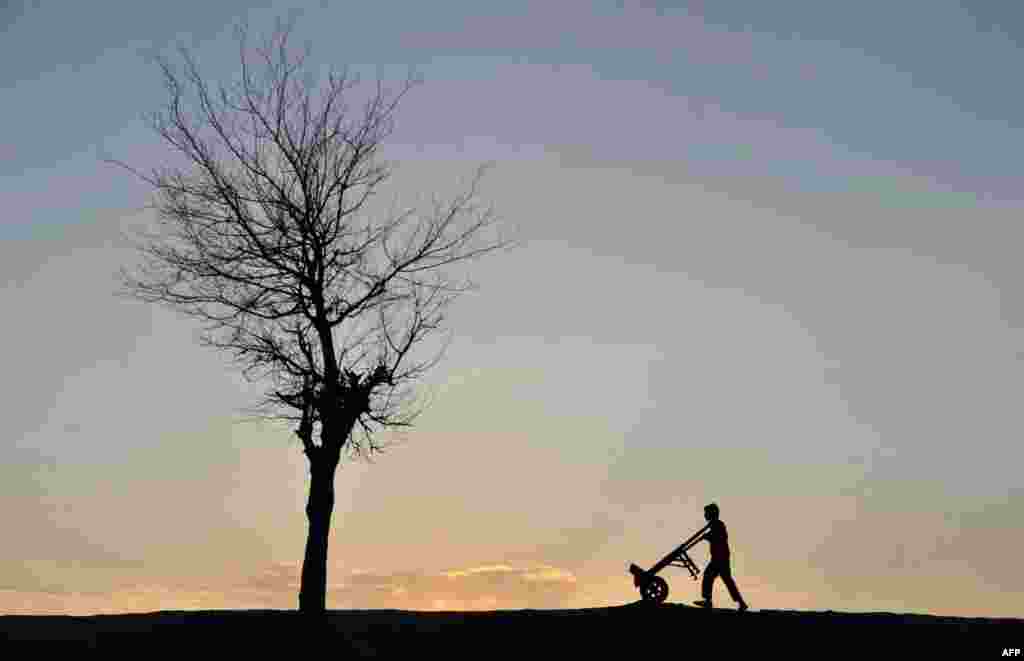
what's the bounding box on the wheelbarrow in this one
[629,522,710,603]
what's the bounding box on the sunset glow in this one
[3,0,1022,620]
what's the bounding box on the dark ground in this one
[1,602,1020,657]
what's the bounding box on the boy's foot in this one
[737,601,749,612]
[693,600,712,609]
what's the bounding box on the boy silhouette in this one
[693,503,749,612]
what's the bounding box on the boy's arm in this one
[703,521,724,542]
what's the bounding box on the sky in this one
[2,0,1022,617]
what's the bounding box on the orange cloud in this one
[0,562,582,615]
[328,563,580,611]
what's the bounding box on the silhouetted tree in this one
[113,18,513,614]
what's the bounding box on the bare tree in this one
[112,18,514,614]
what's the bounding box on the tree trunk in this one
[298,453,338,614]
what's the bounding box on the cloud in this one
[0,563,301,615]
[234,562,301,593]
[327,563,579,611]
[0,585,276,616]
[0,561,581,615]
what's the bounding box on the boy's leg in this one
[719,563,747,607]
[700,561,720,603]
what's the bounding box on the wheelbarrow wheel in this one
[640,576,669,604]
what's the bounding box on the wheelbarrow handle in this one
[648,523,711,573]
[679,522,713,551]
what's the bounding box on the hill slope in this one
[1,603,1019,657]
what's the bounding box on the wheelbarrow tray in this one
[629,522,710,603]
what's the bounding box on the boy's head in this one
[704,503,720,521]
